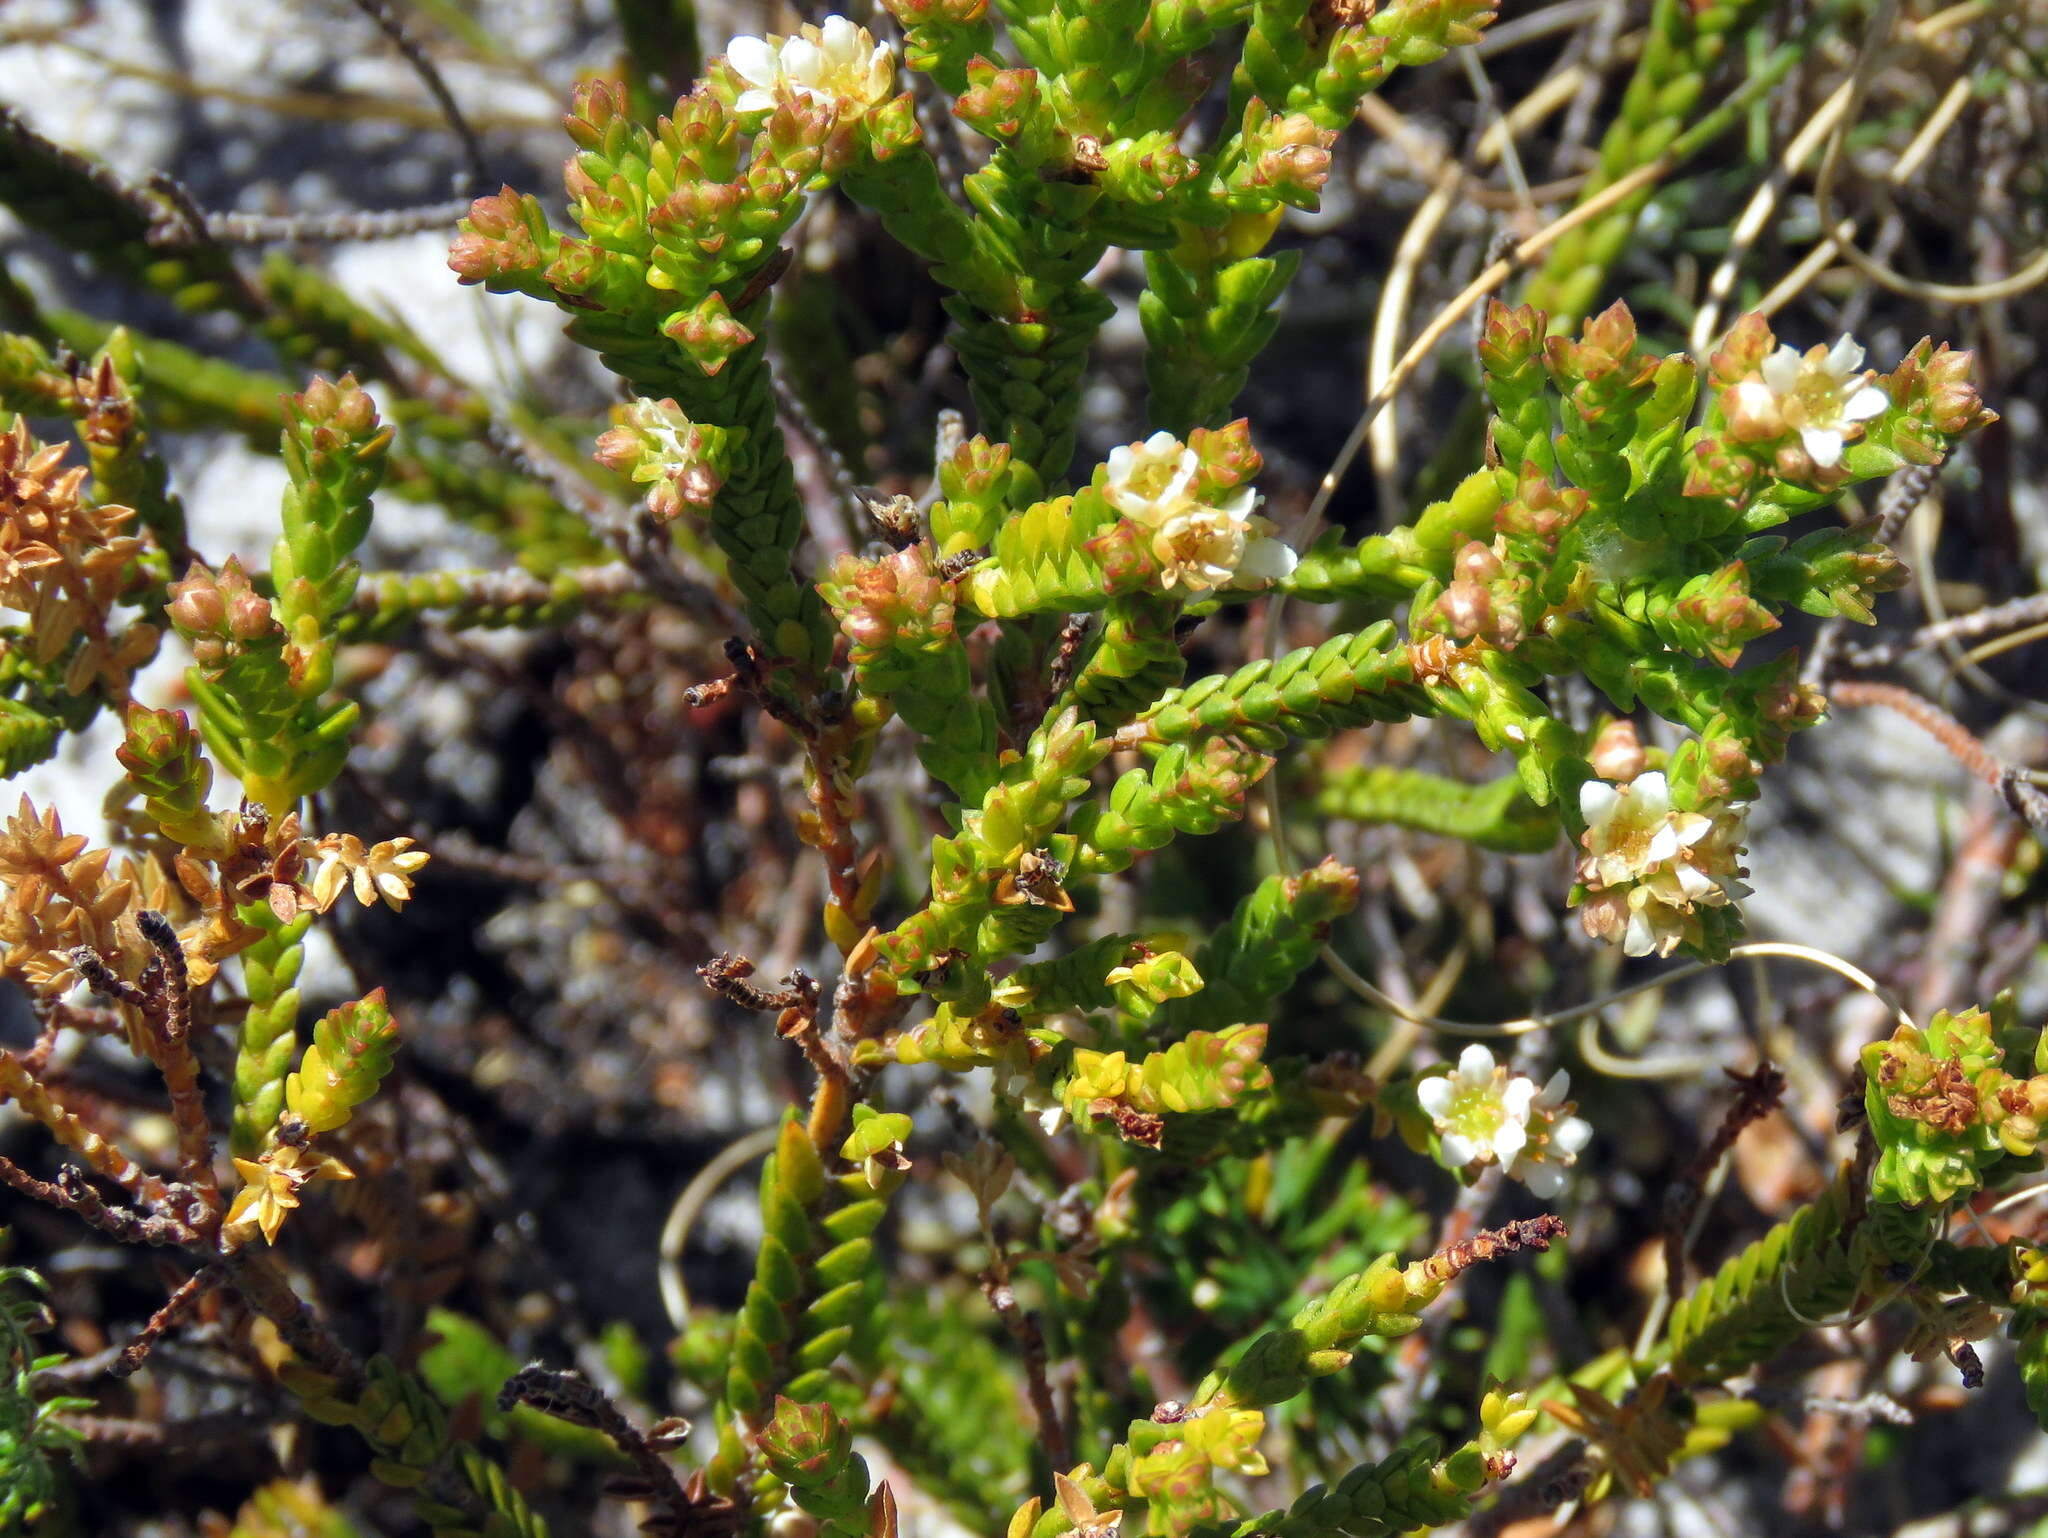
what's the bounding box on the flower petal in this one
[1579,779,1619,827]
[1825,333,1865,377]
[1553,1116,1594,1156]
[1501,1077,1537,1120]
[779,36,824,83]
[1236,535,1298,582]
[1519,1160,1566,1197]
[1415,1077,1455,1118]
[1439,1132,1479,1167]
[1632,772,1672,815]
[1492,1119,1528,1163]
[1456,1043,1496,1083]
[1760,347,1800,395]
[1801,425,1845,468]
[726,35,778,87]
[1844,384,1889,421]
[1623,910,1658,957]
[818,15,859,61]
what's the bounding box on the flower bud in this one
[1453,539,1502,584]
[1587,719,1646,783]
[1436,579,1493,640]
[166,568,225,636]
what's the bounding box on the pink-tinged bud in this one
[1695,736,1758,802]
[1545,302,1657,399]
[449,188,545,282]
[545,239,607,295]
[1674,561,1779,667]
[1188,418,1262,493]
[947,436,1011,497]
[1496,463,1586,553]
[1682,436,1759,507]
[1718,378,1784,444]
[563,160,605,214]
[462,186,523,238]
[1709,312,1776,388]
[1884,340,1998,441]
[955,58,1037,139]
[166,567,225,636]
[229,591,280,642]
[591,424,641,474]
[1453,540,1503,584]
[1084,517,1159,598]
[565,77,629,150]
[1763,678,1826,726]
[1258,143,1332,201]
[1772,442,1822,486]
[1579,300,1637,365]
[663,294,757,376]
[1436,579,1494,640]
[1478,298,1545,382]
[1588,720,1646,783]
[297,375,338,424]
[828,546,955,663]
[1578,889,1631,947]
[867,93,923,161]
[649,462,725,523]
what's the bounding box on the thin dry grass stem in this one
[3,29,553,133]
[113,1264,226,1379]
[182,200,482,247]
[1361,71,1584,509]
[1690,0,2004,353]
[1660,1064,1788,1307]
[1949,621,2048,690]
[658,1125,782,1330]
[1813,0,2048,307]
[345,0,491,193]
[772,369,866,556]
[1455,47,1535,216]
[1844,591,2048,669]
[1288,936,1912,1060]
[0,1053,177,1209]
[1830,680,2048,831]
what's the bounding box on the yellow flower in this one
[309,834,431,912]
[224,1142,353,1247]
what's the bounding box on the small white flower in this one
[1511,1068,1593,1196]
[1741,332,1889,469]
[1577,772,1710,890]
[1574,773,1750,958]
[725,16,894,117]
[1417,1045,1535,1171]
[1101,432,1294,592]
[1418,1050,1590,1195]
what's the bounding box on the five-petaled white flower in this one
[1728,333,1888,470]
[725,17,895,118]
[1415,1045,1592,1196]
[1574,772,1749,957]
[1102,432,1296,592]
